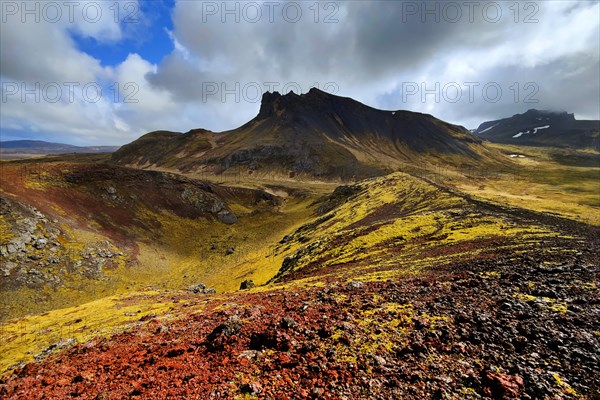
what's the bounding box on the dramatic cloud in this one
[1,0,598,144]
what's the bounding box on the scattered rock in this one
[139,313,157,322]
[240,280,255,290]
[280,234,292,244]
[165,346,186,358]
[347,281,364,289]
[483,371,523,399]
[206,316,243,349]
[239,381,262,395]
[33,238,48,249]
[238,350,260,360]
[280,316,298,330]
[210,200,224,214]
[188,283,216,295]
[188,283,206,292]
[216,210,238,225]
[372,355,387,367]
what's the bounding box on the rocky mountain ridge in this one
[113,88,502,179]
[474,109,599,150]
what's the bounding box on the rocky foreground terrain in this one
[1,220,598,399]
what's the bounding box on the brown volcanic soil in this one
[1,233,598,399]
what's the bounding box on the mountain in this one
[0,140,119,156]
[113,88,502,179]
[474,109,600,150]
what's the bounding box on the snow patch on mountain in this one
[480,123,499,134]
[513,125,550,138]
[532,125,550,134]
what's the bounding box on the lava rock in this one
[217,210,238,225]
[188,283,216,295]
[280,316,298,330]
[240,280,255,290]
[347,281,364,290]
[211,318,242,338]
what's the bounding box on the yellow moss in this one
[126,197,313,294]
[234,395,259,400]
[552,373,581,397]
[0,215,14,243]
[572,280,597,290]
[331,292,348,302]
[23,174,51,190]
[271,172,559,282]
[453,145,600,225]
[458,387,480,399]
[417,312,449,331]
[480,271,501,279]
[549,302,568,314]
[332,300,450,367]
[328,212,440,266]
[0,291,177,374]
[50,204,67,216]
[515,294,537,302]
[514,294,568,313]
[335,352,357,364]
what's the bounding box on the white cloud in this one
[0,14,102,83]
[1,0,599,144]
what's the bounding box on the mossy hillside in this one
[270,172,559,282]
[450,144,600,225]
[1,158,594,387]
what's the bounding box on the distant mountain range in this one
[113,88,502,179]
[0,140,119,156]
[473,109,599,150]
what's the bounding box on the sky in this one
[1,0,599,146]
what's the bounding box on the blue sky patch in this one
[71,0,175,67]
